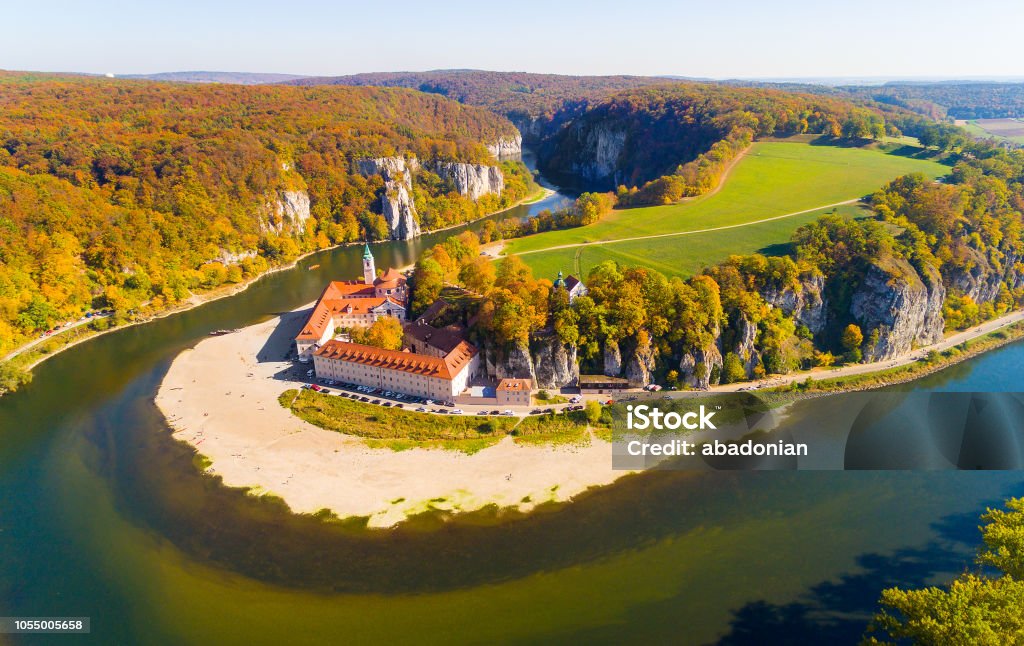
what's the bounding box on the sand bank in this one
[155,308,626,528]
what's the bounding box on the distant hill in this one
[285,70,671,134]
[120,71,307,84]
[838,82,1024,120]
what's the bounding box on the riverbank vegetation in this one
[865,497,1024,644]
[0,73,527,358]
[278,388,608,453]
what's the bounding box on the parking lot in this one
[298,371,587,418]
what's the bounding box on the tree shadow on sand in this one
[714,484,1024,645]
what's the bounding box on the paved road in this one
[2,313,111,363]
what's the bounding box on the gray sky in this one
[4,0,1024,79]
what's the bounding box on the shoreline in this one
[154,297,1024,529]
[0,184,553,389]
[155,306,628,528]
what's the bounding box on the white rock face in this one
[356,156,422,240]
[487,134,523,159]
[434,162,505,201]
[570,124,627,185]
[262,189,310,234]
[381,179,421,240]
[852,257,946,362]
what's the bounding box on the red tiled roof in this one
[497,378,532,392]
[296,279,406,341]
[313,339,476,380]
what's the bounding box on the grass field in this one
[505,140,948,278]
[523,203,871,279]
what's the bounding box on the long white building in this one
[312,339,479,402]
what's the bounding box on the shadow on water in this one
[712,483,1024,645]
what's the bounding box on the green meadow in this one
[507,140,949,278]
[524,203,871,279]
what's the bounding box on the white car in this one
[451,409,464,415]
[502,410,515,416]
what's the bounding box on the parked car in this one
[451,409,464,415]
[321,389,330,394]
[502,410,514,416]
[530,409,543,415]
[310,384,321,391]
[415,407,427,413]
[477,411,488,416]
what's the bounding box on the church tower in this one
[362,244,376,285]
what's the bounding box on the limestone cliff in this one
[603,339,622,376]
[945,247,1024,305]
[261,189,310,234]
[564,123,626,187]
[356,156,421,240]
[487,134,522,159]
[851,257,946,362]
[434,162,505,201]
[482,342,536,383]
[532,333,579,389]
[480,334,579,389]
[760,273,828,334]
[733,313,760,377]
[622,334,656,387]
[679,340,724,390]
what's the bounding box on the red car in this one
[310,384,321,391]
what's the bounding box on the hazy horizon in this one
[4,0,1024,80]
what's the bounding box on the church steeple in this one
[362,244,376,285]
[553,270,565,289]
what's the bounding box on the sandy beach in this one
[155,306,627,528]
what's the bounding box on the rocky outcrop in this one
[945,247,1022,305]
[851,257,946,362]
[381,180,421,240]
[480,335,579,389]
[533,333,579,389]
[434,162,504,201]
[356,156,421,240]
[603,339,622,376]
[487,134,522,159]
[679,341,723,390]
[483,342,535,383]
[623,334,656,387]
[567,124,626,186]
[733,313,760,377]
[761,273,828,334]
[261,189,310,234]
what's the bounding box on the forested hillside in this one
[845,82,1024,120]
[286,70,669,135]
[415,132,1024,390]
[0,73,530,355]
[538,84,915,199]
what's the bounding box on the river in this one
[0,158,1022,645]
